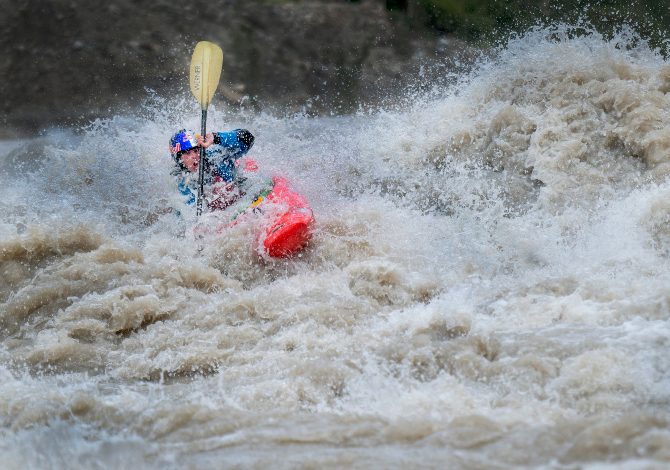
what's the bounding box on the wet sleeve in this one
[212,129,254,159]
[177,175,196,205]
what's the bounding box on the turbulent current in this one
[2,27,670,468]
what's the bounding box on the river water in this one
[2,26,670,469]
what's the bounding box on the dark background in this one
[1,0,667,137]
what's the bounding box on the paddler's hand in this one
[198,133,215,149]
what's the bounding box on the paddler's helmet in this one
[169,129,199,162]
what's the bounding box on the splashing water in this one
[2,26,670,468]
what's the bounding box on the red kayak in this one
[203,160,314,258]
[257,176,314,257]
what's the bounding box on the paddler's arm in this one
[177,175,196,205]
[198,130,256,182]
[212,129,255,158]
[197,130,254,160]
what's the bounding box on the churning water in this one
[2,26,670,469]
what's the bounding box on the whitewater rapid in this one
[2,26,670,468]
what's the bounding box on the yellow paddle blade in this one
[190,41,223,110]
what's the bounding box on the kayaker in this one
[169,128,255,211]
[168,128,314,257]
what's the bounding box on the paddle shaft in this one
[196,109,207,216]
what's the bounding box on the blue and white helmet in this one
[169,129,199,161]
